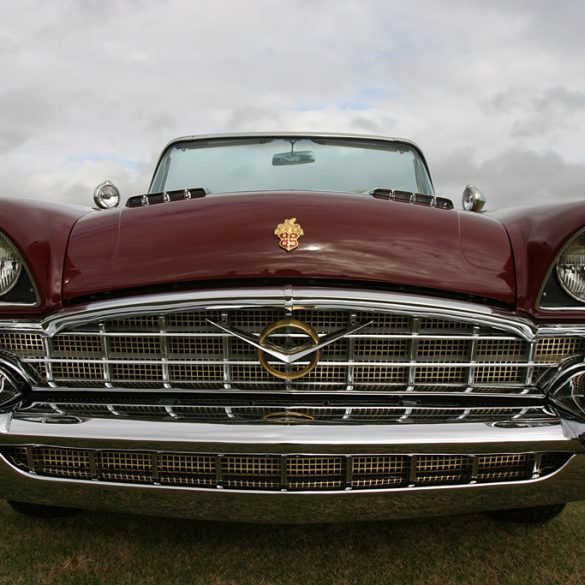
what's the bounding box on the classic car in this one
[0,132,584,524]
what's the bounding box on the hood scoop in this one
[126,187,207,208]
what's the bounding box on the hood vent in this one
[127,188,452,210]
[371,189,453,210]
[126,188,207,208]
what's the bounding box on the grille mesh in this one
[475,366,523,384]
[52,336,102,357]
[534,337,580,361]
[1,446,569,492]
[0,332,44,357]
[1,307,583,393]
[476,339,525,361]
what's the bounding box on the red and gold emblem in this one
[274,218,304,252]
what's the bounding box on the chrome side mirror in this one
[461,184,486,212]
[93,181,121,209]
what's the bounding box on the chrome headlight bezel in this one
[0,232,23,296]
[539,227,585,310]
[0,231,38,307]
[555,229,585,303]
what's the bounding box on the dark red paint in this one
[63,191,516,305]
[0,198,89,315]
[494,200,585,320]
[2,191,584,321]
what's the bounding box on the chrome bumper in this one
[0,413,584,523]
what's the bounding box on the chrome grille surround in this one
[1,287,584,395]
[1,446,570,492]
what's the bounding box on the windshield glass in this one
[150,137,433,195]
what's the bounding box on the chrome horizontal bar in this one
[52,331,523,341]
[1,412,575,450]
[19,401,553,425]
[22,358,556,368]
[29,385,538,394]
[27,402,546,414]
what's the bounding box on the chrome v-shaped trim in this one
[207,319,372,364]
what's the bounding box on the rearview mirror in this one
[272,151,315,166]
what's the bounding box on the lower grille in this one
[1,446,570,492]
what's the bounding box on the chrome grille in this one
[1,446,570,492]
[2,306,584,393]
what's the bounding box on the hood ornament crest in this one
[275,217,304,252]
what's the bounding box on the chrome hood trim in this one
[0,287,540,339]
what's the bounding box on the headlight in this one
[0,233,22,296]
[556,229,585,302]
[93,180,121,209]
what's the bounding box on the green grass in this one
[1,501,584,585]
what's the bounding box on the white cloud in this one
[0,0,584,208]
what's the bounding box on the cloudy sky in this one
[1,0,584,210]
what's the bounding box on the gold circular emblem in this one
[257,319,320,380]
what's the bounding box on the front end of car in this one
[0,287,584,522]
[0,134,584,523]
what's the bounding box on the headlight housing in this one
[556,229,585,302]
[0,232,23,296]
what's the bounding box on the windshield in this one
[150,137,434,195]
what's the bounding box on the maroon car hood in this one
[63,191,515,304]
